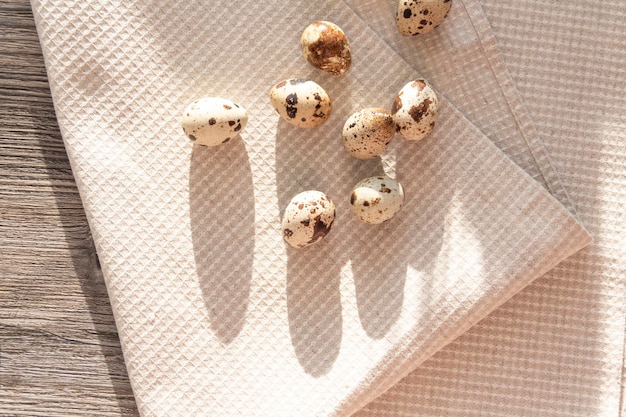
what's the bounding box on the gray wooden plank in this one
[0,1,139,415]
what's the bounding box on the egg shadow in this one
[348,217,408,340]
[273,73,448,373]
[284,242,343,378]
[189,138,255,344]
[274,117,345,377]
[275,110,412,374]
[348,137,447,339]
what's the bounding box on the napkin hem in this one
[461,0,578,217]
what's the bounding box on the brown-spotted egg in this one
[182,97,247,147]
[350,176,404,224]
[396,0,452,36]
[391,79,438,141]
[282,190,336,248]
[301,21,352,76]
[342,108,396,159]
[269,79,331,128]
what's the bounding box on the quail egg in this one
[350,176,404,224]
[396,0,452,36]
[301,21,352,76]
[182,97,247,147]
[342,108,396,159]
[391,79,438,141]
[282,190,336,248]
[269,79,332,128]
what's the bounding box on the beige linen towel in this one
[357,1,626,416]
[31,1,591,416]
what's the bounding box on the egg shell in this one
[396,0,452,36]
[342,108,396,159]
[282,190,336,248]
[182,97,248,147]
[350,176,404,224]
[301,21,352,76]
[391,79,438,141]
[269,79,332,128]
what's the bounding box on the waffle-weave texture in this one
[30,1,591,416]
[356,1,626,416]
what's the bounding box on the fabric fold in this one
[344,0,574,215]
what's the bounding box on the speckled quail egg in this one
[301,21,352,76]
[269,79,332,128]
[350,176,404,224]
[282,190,336,248]
[396,0,452,36]
[391,79,438,141]
[181,97,247,147]
[342,108,396,159]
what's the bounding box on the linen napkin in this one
[356,1,626,416]
[31,1,591,416]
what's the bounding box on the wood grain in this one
[0,1,139,415]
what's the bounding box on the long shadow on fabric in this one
[189,138,255,344]
[275,100,448,375]
[274,115,347,377]
[348,137,448,340]
[285,243,344,377]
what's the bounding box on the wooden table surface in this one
[0,1,139,415]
